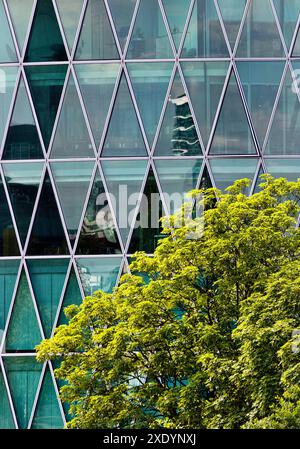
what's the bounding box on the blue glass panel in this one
[210,157,258,192]
[0,260,19,347]
[76,257,122,295]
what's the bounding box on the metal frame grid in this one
[0,0,300,428]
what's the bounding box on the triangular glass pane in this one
[181,61,229,148]
[253,165,264,193]
[162,0,191,50]
[127,0,173,58]
[129,168,164,254]
[51,162,94,246]
[58,268,82,325]
[265,66,300,155]
[6,0,34,54]
[75,0,119,60]
[102,74,147,157]
[292,22,300,55]
[237,0,285,57]
[265,158,300,181]
[182,0,229,58]
[0,178,19,257]
[25,65,67,150]
[0,2,17,62]
[55,0,84,51]
[0,260,19,347]
[107,0,137,50]
[0,369,15,429]
[210,70,257,155]
[24,0,67,62]
[3,357,42,429]
[27,173,69,256]
[217,0,247,50]
[0,67,18,148]
[155,159,202,214]
[76,257,122,296]
[5,272,42,352]
[3,78,43,160]
[75,63,119,147]
[210,157,258,192]
[273,0,300,51]
[51,75,93,159]
[3,163,43,245]
[27,259,69,338]
[102,160,148,246]
[199,165,213,189]
[237,61,285,147]
[155,70,202,156]
[76,171,122,255]
[31,369,63,429]
[127,63,173,147]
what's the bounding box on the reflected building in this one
[0,0,300,429]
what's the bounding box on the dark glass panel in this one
[58,269,82,325]
[0,178,19,257]
[75,0,119,60]
[27,259,69,338]
[0,370,15,428]
[25,64,67,150]
[3,78,43,160]
[155,71,202,156]
[127,0,173,59]
[182,0,229,58]
[76,172,122,255]
[76,257,122,295]
[107,0,137,50]
[3,163,43,245]
[27,173,69,256]
[0,260,19,347]
[102,74,147,157]
[3,357,42,429]
[5,272,42,352]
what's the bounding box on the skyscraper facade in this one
[0,0,300,429]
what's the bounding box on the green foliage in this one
[36,176,300,429]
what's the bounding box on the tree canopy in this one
[36,176,300,429]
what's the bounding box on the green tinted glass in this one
[0,260,19,346]
[76,257,122,295]
[0,2,17,62]
[0,370,15,428]
[6,0,34,54]
[210,157,258,192]
[107,0,137,50]
[58,269,82,325]
[56,0,84,51]
[217,0,247,51]
[0,179,19,257]
[162,0,191,50]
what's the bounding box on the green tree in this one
[36,176,300,429]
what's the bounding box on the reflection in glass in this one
[181,61,229,148]
[237,61,285,146]
[217,0,247,50]
[25,0,67,62]
[77,172,121,255]
[31,369,63,429]
[265,158,300,181]
[0,260,19,348]
[155,159,202,214]
[128,0,173,59]
[210,157,258,192]
[0,179,19,257]
[273,0,300,50]
[27,259,69,338]
[3,163,43,245]
[25,65,67,150]
[237,0,284,57]
[0,3,17,62]
[27,174,69,256]
[76,257,122,295]
[0,67,18,149]
[265,66,300,155]
[102,160,148,246]
[155,71,202,156]
[127,63,173,146]
[210,71,256,155]
[5,273,42,352]
[6,0,34,54]
[75,63,119,146]
[4,79,43,160]
[162,0,191,50]
[182,0,228,58]
[56,0,84,51]
[3,357,42,429]
[107,0,137,50]
[51,76,93,158]
[51,162,94,246]
[75,0,119,60]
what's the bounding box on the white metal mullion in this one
[249,159,262,195]
[206,61,233,156]
[150,61,177,156]
[213,0,232,58]
[72,257,88,299]
[0,356,18,428]
[104,0,123,59]
[124,0,140,59]
[151,159,174,217]
[158,0,177,59]
[19,0,37,61]
[270,0,288,58]
[27,361,47,429]
[262,61,288,154]
[233,0,251,57]
[0,67,20,159]
[51,0,70,60]
[71,0,88,60]
[3,0,21,61]
[177,0,195,59]
[288,5,300,57]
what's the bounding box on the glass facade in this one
[0,0,299,428]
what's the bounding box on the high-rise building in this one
[0,0,300,429]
